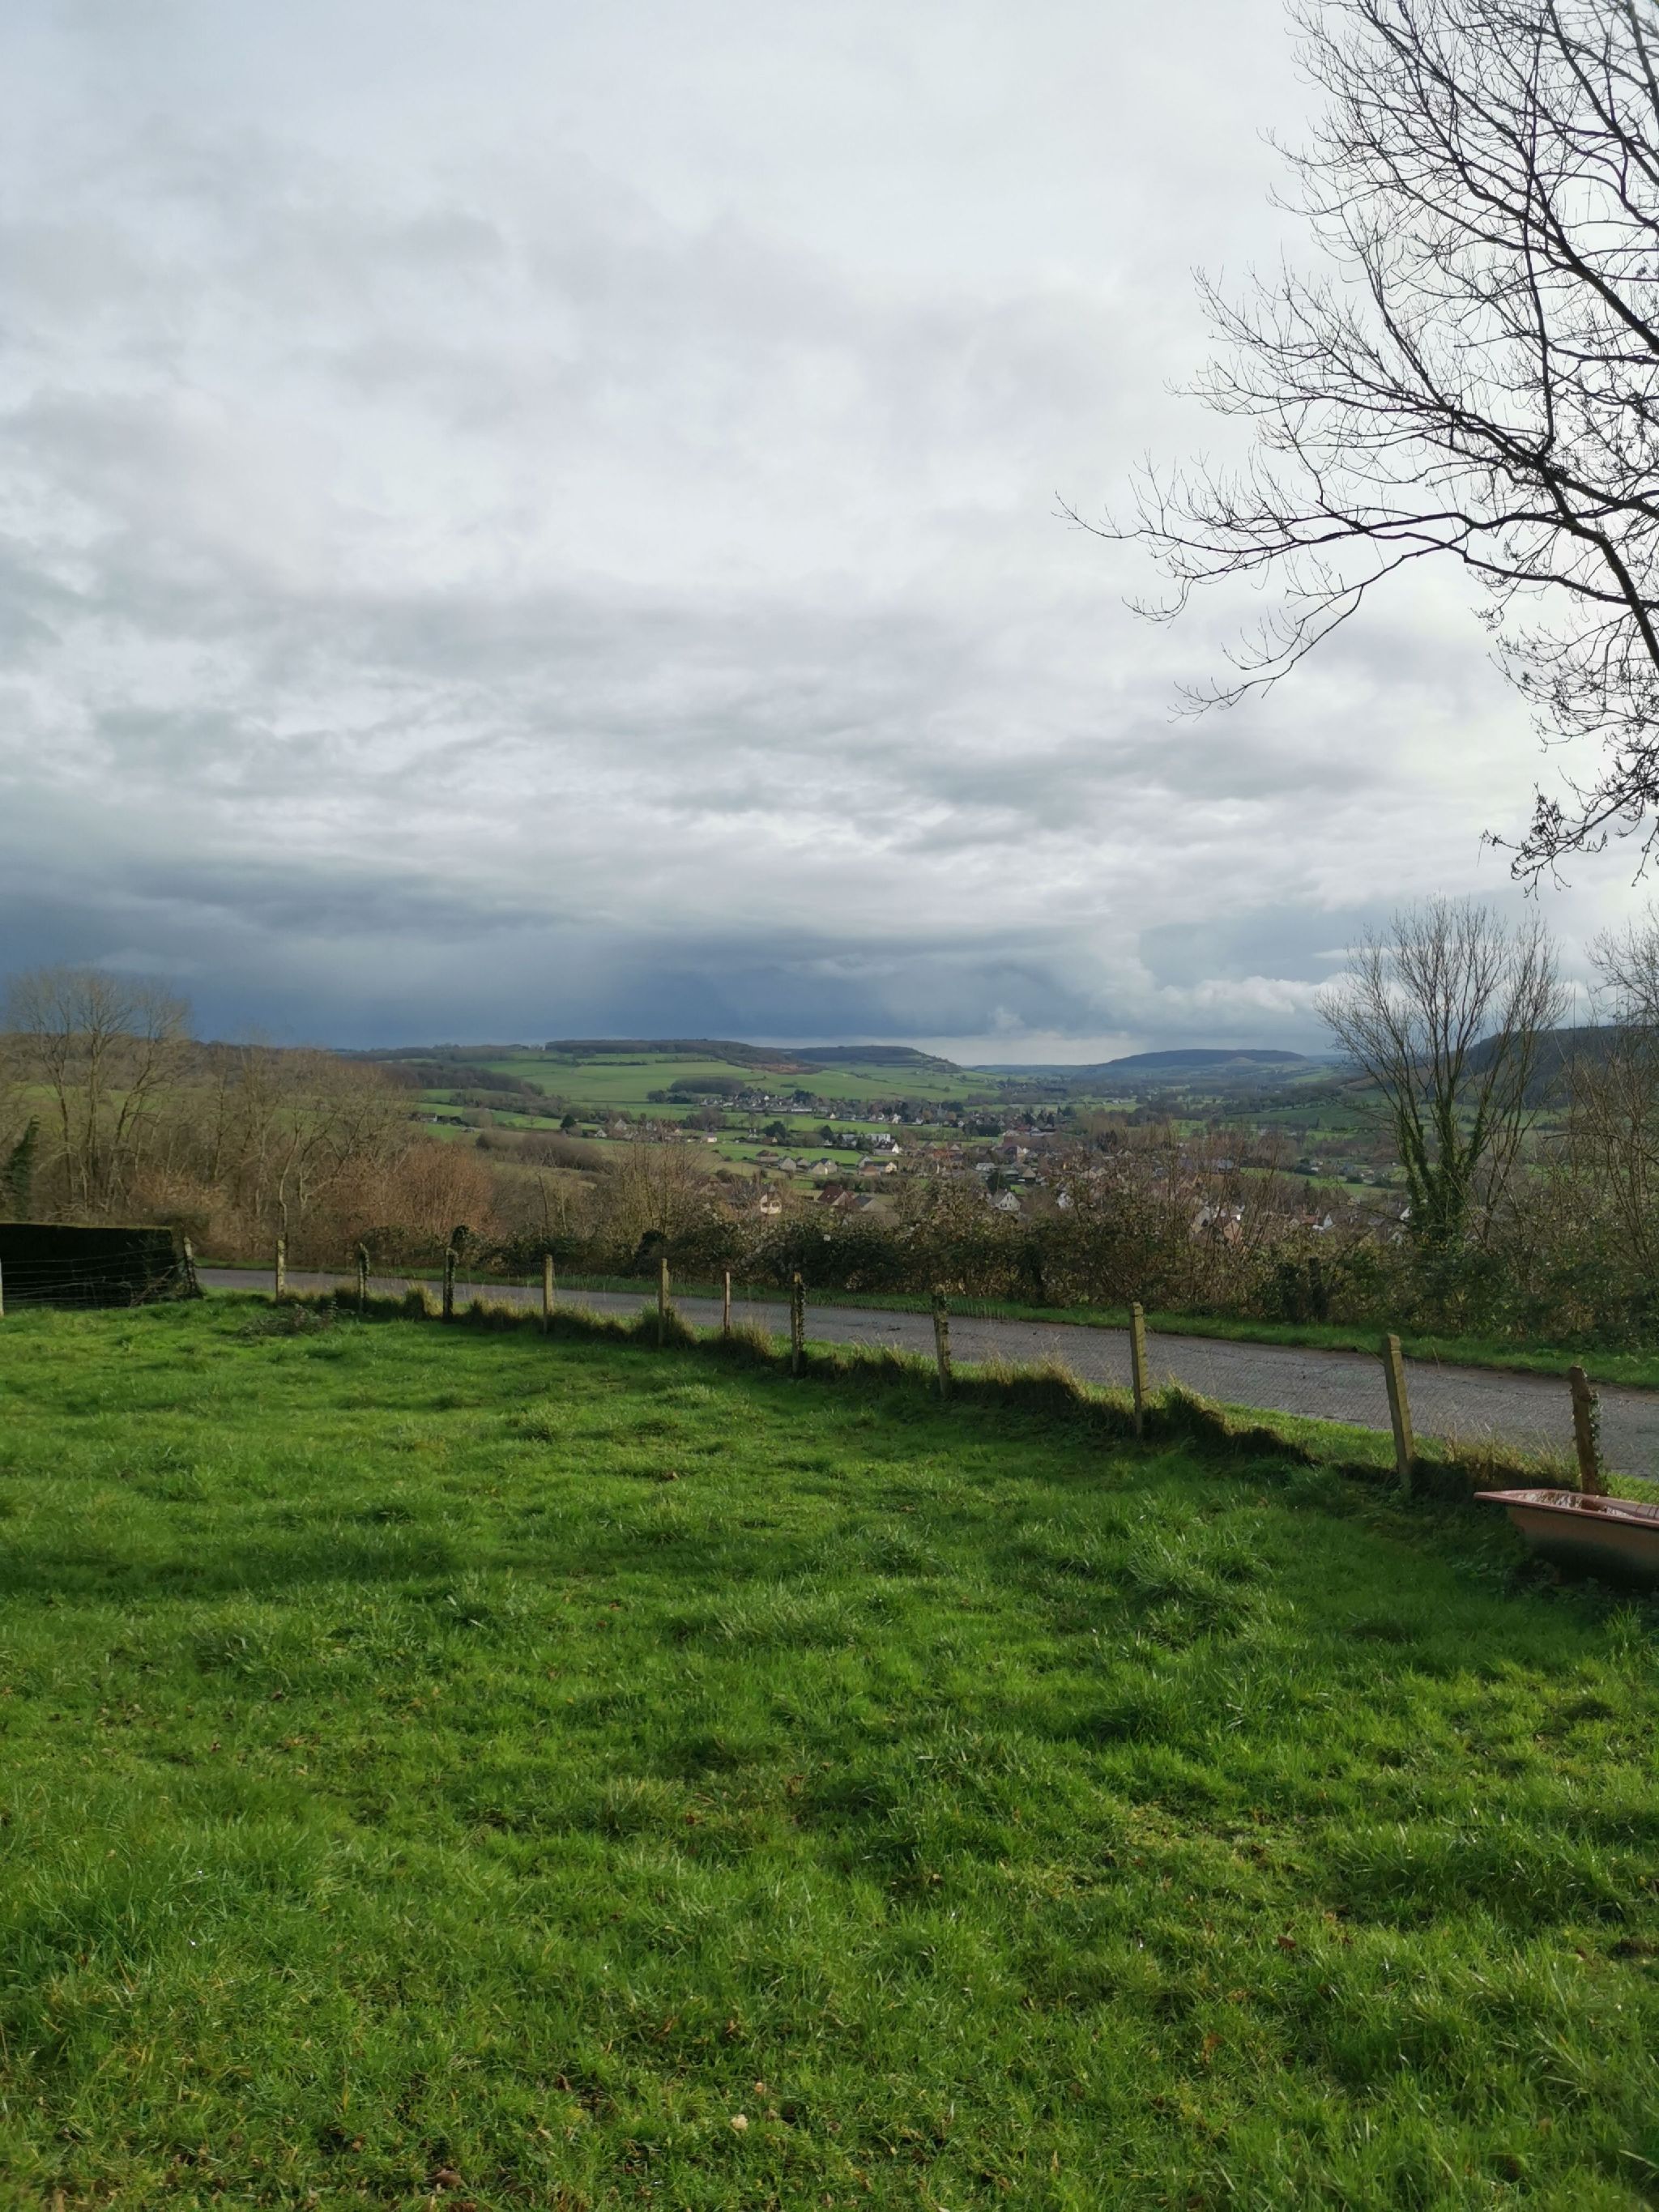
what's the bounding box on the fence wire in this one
[0,1256,193,1306]
[177,1258,1618,1468]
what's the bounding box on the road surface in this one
[200,1267,1659,1474]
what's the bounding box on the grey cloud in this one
[0,0,1644,1055]
[1141,910,1383,993]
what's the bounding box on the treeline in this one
[493,1131,1322,1310]
[472,1131,1659,1348]
[393,1060,553,1104]
[1,971,498,1263]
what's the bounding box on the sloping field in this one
[481,1049,1002,1110]
[2,1301,1657,2207]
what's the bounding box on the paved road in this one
[201,1268,1659,1475]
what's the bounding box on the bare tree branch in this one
[1090,0,1659,867]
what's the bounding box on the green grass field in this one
[483,1051,1005,1112]
[3,1300,1658,2208]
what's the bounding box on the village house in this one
[1191,1203,1243,1242]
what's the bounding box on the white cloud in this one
[0,0,1646,1051]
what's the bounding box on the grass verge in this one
[2,1297,1656,2207]
[210,1260,1659,1392]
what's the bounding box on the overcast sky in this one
[0,0,1646,1059]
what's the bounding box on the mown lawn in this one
[1,1298,1657,2209]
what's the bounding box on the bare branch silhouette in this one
[1089,0,1659,868]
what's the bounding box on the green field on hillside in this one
[478,1050,1005,1111]
[2,1300,1657,2207]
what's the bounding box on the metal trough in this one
[1476,1489,1659,1585]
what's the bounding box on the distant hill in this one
[368,1037,971,1079]
[773,1044,961,1072]
[368,1043,537,1061]
[542,1038,783,1065]
[1461,1023,1644,1104]
[1099,1049,1314,1074]
[543,1038,964,1075]
[974,1048,1323,1086]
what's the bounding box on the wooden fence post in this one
[1381,1333,1416,1494]
[658,1256,670,1346]
[932,1289,953,1400]
[722,1269,732,1338]
[542,1251,555,1334]
[356,1244,369,1314]
[1129,1302,1149,1437]
[1568,1365,1606,1495]
[0,1259,6,1319]
[790,1272,805,1377]
[441,1243,457,1322]
[274,1236,287,1304]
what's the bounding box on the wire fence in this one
[6,1243,1653,1602]
[211,1257,1103,1328]
[170,1253,1629,1475]
[0,1255,196,1309]
[2,1237,1618,1478]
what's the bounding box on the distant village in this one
[414,1055,1407,1242]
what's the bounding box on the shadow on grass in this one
[0,1529,463,1601]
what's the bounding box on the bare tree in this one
[1559,907,1659,1274]
[1319,898,1563,1242]
[259,1052,407,1243]
[602,1135,716,1258]
[1095,0,1659,868]
[6,966,191,1216]
[1589,903,1659,1022]
[174,1045,407,1245]
[0,1026,36,1217]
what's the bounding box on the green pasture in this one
[498,1055,764,1108]
[2,1298,1657,2206]
[478,1051,1004,1112]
